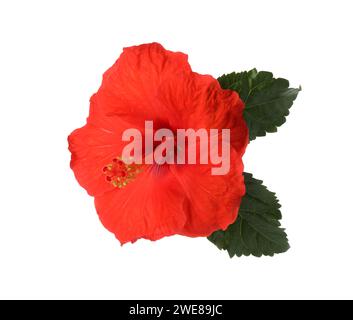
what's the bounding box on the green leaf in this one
[218,69,301,141]
[207,173,289,257]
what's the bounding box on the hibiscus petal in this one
[157,71,249,154]
[170,148,245,237]
[94,166,187,244]
[68,107,143,196]
[94,42,191,125]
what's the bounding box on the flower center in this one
[102,157,142,188]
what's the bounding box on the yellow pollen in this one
[102,156,142,189]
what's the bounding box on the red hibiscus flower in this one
[68,43,248,244]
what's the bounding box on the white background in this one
[1,0,352,300]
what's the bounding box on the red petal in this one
[94,166,187,244]
[68,102,143,196]
[170,148,245,237]
[94,42,191,125]
[157,72,249,154]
